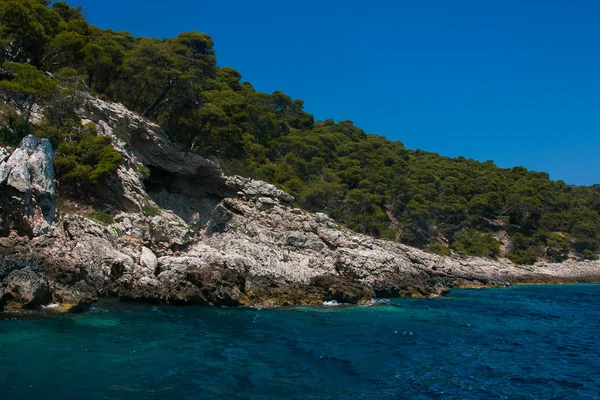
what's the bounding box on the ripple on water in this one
[74,315,121,328]
[0,284,599,399]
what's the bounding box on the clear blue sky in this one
[67,0,600,185]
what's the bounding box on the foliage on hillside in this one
[1,0,599,263]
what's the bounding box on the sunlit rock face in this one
[1,97,600,313]
[0,135,55,237]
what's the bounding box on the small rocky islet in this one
[1,96,600,314]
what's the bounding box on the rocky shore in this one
[1,97,599,313]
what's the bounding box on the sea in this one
[1,284,599,399]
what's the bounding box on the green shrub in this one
[545,232,571,262]
[508,248,539,265]
[0,106,31,146]
[451,229,501,258]
[425,242,452,256]
[583,249,599,260]
[0,62,58,122]
[137,163,151,180]
[112,122,130,144]
[54,128,123,185]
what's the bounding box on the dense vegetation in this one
[1,0,599,263]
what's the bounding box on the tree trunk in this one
[143,78,177,118]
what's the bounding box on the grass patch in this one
[142,204,161,216]
[87,211,114,225]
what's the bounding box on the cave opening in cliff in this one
[143,165,223,230]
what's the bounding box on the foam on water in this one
[1,284,599,400]
[369,298,391,304]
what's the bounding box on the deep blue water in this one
[1,284,599,399]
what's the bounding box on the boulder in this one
[0,135,55,236]
[3,267,51,309]
[225,175,294,203]
[311,275,375,304]
[140,246,158,271]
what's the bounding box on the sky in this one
[67,0,600,185]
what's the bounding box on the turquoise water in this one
[1,284,599,399]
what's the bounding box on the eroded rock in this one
[0,135,55,236]
[3,267,51,309]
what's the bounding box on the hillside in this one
[1,0,599,264]
[2,93,600,313]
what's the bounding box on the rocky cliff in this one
[1,97,599,313]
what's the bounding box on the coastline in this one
[2,97,600,315]
[3,280,600,319]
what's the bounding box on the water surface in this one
[1,284,599,399]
